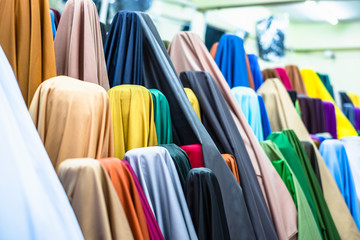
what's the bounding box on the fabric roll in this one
[287,90,298,106]
[29,76,114,170]
[50,8,61,29]
[209,42,218,59]
[185,168,231,240]
[354,107,360,131]
[108,85,158,159]
[245,54,255,89]
[275,68,293,90]
[169,32,297,240]
[232,86,264,141]
[300,141,322,189]
[257,78,359,239]
[0,0,56,106]
[298,95,328,134]
[317,73,334,98]
[285,65,307,95]
[258,94,272,139]
[161,144,192,190]
[54,0,110,90]
[214,34,250,88]
[222,154,241,185]
[149,89,173,144]
[340,92,354,107]
[100,22,107,45]
[184,88,202,120]
[124,146,198,240]
[262,69,280,81]
[180,144,205,168]
[105,14,252,240]
[348,93,360,107]
[343,103,356,126]
[163,40,170,50]
[100,158,152,240]
[333,88,342,109]
[248,54,264,91]
[122,160,165,240]
[260,140,322,240]
[322,101,337,139]
[319,140,360,229]
[50,10,57,39]
[301,69,357,138]
[58,158,134,240]
[0,46,83,240]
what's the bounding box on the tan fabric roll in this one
[168,31,298,240]
[29,76,114,170]
[54,0,110,90]
[285,65,307,95]
[257,78,360,239]
[0,0,56,106]
[222,154,241,185]
[58,158,134,240]
[262,69,280,81]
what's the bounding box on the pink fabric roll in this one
[275,68,293,90]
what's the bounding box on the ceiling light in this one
[304,0,338,25]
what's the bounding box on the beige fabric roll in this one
[168,31,298,240]
[54,0,110,90]
[58,158,134,240]
[257,78,360,239]
[29,76,114,170]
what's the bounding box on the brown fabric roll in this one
[245,54,255,90]
[100,158,150,240]
[29,76,114,170]
[58,158,134,240]
[285,65,307,95]
[209,42,219,59]
[222,154,241,185]
[262,69,280,81]
[54,0,110,90]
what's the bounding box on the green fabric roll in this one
[260,140,322,240]
[149,89,173,144]
[317,73,334,99]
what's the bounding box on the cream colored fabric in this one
[29,76,114,170]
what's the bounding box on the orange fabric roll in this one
[222,154,241,185]
[245,54,255,90]
[209,42,219,59]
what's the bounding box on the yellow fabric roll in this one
[184,88,201,121]
[0,0,56,106]
[348,93,360,108]
[108,85,158,159]
[300,69,357,139]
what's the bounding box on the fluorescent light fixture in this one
[304,0,338,25]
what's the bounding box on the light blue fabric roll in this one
[232,86,264,141]
[124,146,198,240]
[0,47,83,239]
[319,139,360,230]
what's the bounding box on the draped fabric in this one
[319,140,360,230]
[342,137,360,203]
[258,94,272,139]
[275,68,293,90]
[50,10,57,39]
[149,89,173,144]
[0,47,83,240]
[108,85,158,159]
[54,0,110,90]
[29,76,114,170]
[221,154,241,185]
[184,88,202,120]
[300,69,357,138]
[245,54,255,89]
[169,32,297,240]
[343,103,356,126]
[232,86,264,141]
[248,54,264,91]
[260,140,322,240]
[340,92,354,107]
[317,73,334,99]
[354,107,360,131]
[323,101,337,139]
[161,144,192,190]
[348,93,360,107]
[257,78,360,239]
[287,90,298,106]
[124,147,198,240]
[122,160,165,240]
[180,144,205,168]
[58,158,134,240]
[185,168,231,240]
[100,158,152,240]
[0,0,56,106]
[262,69,280,81]
[298,95,328,134]
[180,70,297,240]
[300,141,322,188]
[209,42,218,59]
[285,65,307,95]
[214,34,250,88]
[50,8,61,28]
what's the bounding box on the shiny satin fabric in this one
[262,69,280,81]
[342,137,360,203]
[300,69,357,138]
[257,78,360,239]
[149,89,173,144]
[58,158,134,240]
[285,65,307,95]
[184,88,202,120]
[248,54,264,91]
[185,168,231,240]
[169,32,297,240]
[0,47,83,240]
[54,0,110,90]
[107,85,158,159]
[180,144,205,168]
[100,158,152,240]
[275,68,293,90]
[319,140,360,230]
[0,0,56,106]
[124,147,198,240]
[29,76,114,170]
[221,154,241,185]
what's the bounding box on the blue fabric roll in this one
[214,34,249,88]
[343,103,356,127]
[319,140,360,230]
[257,94,272,139]
[50,9,57,39]
[248,54,264,91]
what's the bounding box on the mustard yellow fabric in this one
[184,88,201,121]
[0,0,56,106]
[108,85,158,158]
[348,93,360,108]
[300,69,357,139]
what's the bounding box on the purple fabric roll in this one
[322,101,337,139]
[354,107,360,131]
[298,95,327,134]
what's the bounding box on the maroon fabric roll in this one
[180,144,205,168]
